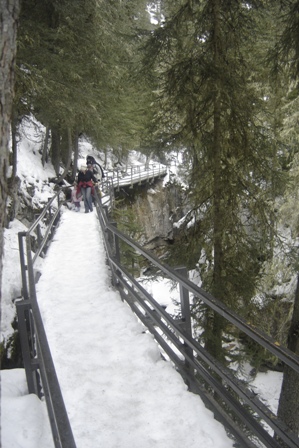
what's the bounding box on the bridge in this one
[15,189,299,448]
[98,162,167,209]
[103,162,167,190]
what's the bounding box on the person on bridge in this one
[87,163,102,202]
[77,165,98,213]
[71,182,83,212]
[86,155,105,181]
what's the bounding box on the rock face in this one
[118,180,188,251]
[136,186,173,248]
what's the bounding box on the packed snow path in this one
[35,208,234,448]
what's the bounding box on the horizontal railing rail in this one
[17,189,77,448]
[101,162,167,192]
[16,183,299,448]
[95,190,299,448]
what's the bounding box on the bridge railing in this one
[16,185,299,448]
[101,162,167,192]
[95,191,299,448]
[17,189,77,448]
[14,162,166,448]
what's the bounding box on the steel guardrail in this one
[16,184,299,448]
[17,189,77,448]
[94,190,299,448]
[101,162,167,192]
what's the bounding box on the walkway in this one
[105,163,167,190]
[35,207,234,448]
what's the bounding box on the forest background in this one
[2,0,299,443]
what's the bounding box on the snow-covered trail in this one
[36,207,234,448]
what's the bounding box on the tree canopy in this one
[8,0,299,437]
[14,0,153,173]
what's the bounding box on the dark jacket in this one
[77,171,85,184]
[78,170,97,188]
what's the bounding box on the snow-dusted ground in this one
[2,207,235,448]
[0,206,283,448]
[1,119,283,447]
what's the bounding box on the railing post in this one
[110,181,114,207]
[36,220,42,248]
[175,266,194,382]
[109,222,122,289]
[16,301,39,395]
[48,197,52,219]
[103,205,109,220]
[18,232,29,300]
[117,169,120,191]
[111,222,120,263]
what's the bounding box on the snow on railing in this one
[106,163,167,190]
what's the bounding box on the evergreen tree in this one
[14,0,152,177]
[144,1,278,361]
[268,0,299,439]
[276,275,299,441]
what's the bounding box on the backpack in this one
[86,155,105,178]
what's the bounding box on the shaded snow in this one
[1,208,235,448]
[0,122,284,448]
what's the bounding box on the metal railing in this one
[14,162,166,448]
[17,189,77,448]
[99,163,167,212]
[94,190,299,448]
[101,162,167,192]
[16,185,299,448]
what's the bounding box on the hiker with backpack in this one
[77,165,98,213]
[86,155,105,181]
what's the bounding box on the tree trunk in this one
[145,151,154,169]
[0,0,20,293]
[204,0,225,363]
[42,126,50,166]
[11,109,18,179]
[104,147,108,168]
[72,132,79,180]
[276,274,299,442]
[56,127,73,184]
[50,127,61,176]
